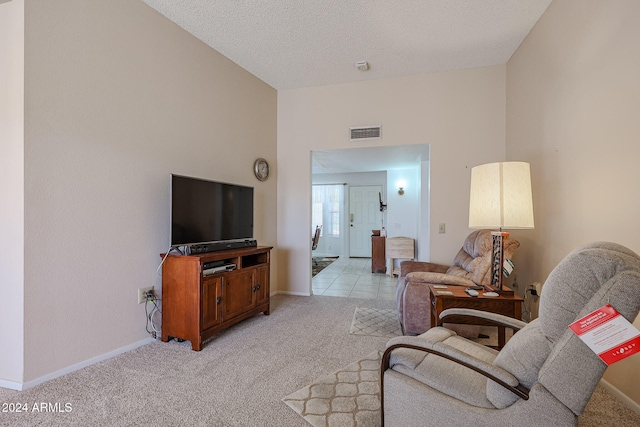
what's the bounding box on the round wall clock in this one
[253,158,270,181]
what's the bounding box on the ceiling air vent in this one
[350,126,381,141]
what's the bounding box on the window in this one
[312,185,344,237]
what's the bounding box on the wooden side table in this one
[429,284,523,348]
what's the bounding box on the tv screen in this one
[170,174,254,247]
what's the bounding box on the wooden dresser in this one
[371,235,386,273]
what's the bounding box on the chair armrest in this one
[400,261,449,276]
[381,336,529,400]
[405,272,477,288]
[439,308,527,331]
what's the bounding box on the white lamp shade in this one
[469,161,534,229]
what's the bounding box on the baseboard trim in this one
[1,337,155,391]
[600,378,640,415]
[0,378,24,391]
[275,290,312,296]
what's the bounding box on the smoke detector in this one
[355,61,369,71]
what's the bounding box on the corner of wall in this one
[0,0,25,387]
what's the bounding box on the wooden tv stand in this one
[161,246,272,351]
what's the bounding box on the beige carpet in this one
[349,307,402,338]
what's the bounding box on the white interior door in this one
[349,186,383,257]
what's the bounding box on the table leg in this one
[498,326,506,349]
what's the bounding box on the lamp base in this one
[489,231,510,294]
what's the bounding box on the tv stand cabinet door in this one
[254,265,269,311]
[202,276,222,330]
[223,270,255,320]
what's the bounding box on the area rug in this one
[282,350,382,427]
[312,256,339,277]
[349,307,402,338]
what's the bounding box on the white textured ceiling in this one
[143,0,553,91]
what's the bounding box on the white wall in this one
[506,0,640,405]
[386,167,420,271]
[386,168,419,239]
[278,66,506,295]
[0,0,25,388]
[419,160,431,262]
[13,0,277,386]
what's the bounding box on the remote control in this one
[465,288,479,297]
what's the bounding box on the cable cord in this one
[522,294,531,323]
[522,288,539,323]
[156,246,182,276]
[151,245,177,337]
[145,295,162,338]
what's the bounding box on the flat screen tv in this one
[170,174,254,247]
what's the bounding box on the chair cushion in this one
[508,243,640,415]
[540,242,640,343]
[486,319,552,408]
[538,260,640,415]
[390,327,499,409]
[405,271,476,287]
[446,230,520,286]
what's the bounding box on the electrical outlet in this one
[533,282,542,295]
[138,286,153,304]
[527,282,542,297]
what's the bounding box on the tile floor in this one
[311,257,398,300]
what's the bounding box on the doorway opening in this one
[310,144,430,298]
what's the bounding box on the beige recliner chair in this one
[396,229,520,335]
[382,241,640,426]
